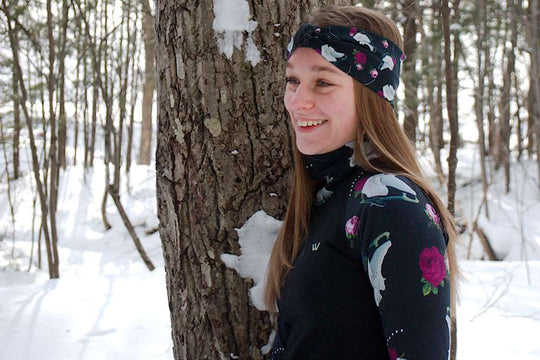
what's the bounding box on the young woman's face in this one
[284,47,358,155]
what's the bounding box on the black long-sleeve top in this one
[270,145,450,360]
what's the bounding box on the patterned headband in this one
[287,23,405,106]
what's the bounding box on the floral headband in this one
[287,23,405,106]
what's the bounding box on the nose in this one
[286,83,315,111]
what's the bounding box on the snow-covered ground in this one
[0,165,173,360]
[1,144,539,359]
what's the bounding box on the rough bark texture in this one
[155,1,353,358]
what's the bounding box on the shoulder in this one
[345,172,443,236]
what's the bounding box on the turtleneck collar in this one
[303,142,362,205]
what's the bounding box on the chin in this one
[296,143,326,155]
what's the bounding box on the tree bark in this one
[155,0,354,358]
[137,0,155,165]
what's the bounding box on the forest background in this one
[0,0,539,359]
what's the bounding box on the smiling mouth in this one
[296,119,328,127]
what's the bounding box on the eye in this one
[285,76,299,85]
[317,79,332,87]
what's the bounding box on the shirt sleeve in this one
[345,173,451,360]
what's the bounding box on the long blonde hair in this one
[264,5,459,312]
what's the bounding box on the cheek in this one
[283,93,293,112]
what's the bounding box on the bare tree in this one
[1,0,59,278]
[525,0,540,187]
[442,0,459,358]
[474,0,490,218]
[137,0,155,165]
[401,0,420,143]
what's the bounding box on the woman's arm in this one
[347,174,451,360]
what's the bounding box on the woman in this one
[264,5,459,360]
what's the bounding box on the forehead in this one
[286,48,341,75]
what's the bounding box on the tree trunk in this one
[525,0,540,188]
[402,0,419,143]
[155,0,353,358]
[46,0,60,278]
[474,0,490,219]
[12,33,20,180]
[442,0,459,359]
[2,0,57,279]
[126,7,140,174]
[428,1,444,179]
[58,0,69,169]
[497,0,516,193]
[137,0,155,165]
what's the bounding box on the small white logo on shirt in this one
[312,242,321,251]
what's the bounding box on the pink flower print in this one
[356,63,363,71]
[345,216,359,238]
[425,203,441,227]
[353,177,369,197]
[377,90,384,98]
[388,348,398,360]
[354,51,367,65]
[419,247,447,295]
[382,39,389,48]
[349,27,357,36]
[400,53,405,61]
[314,27,321,34]
[369,69,378,78]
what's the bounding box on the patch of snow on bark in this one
[212,0,261,66]
[220,210,281,311]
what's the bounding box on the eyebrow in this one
[286,63,340,74]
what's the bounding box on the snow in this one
[2,152,540,359]
[221,210,281,311]
[212,0,261,66]
[0,164,173,360]
[1,131,539,359]
[450,23,463,32]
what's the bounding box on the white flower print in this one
[287,37,294,53]
[352,32,374,51]
[368,237,391,306]
[381,55,395,71]
[362,174,416,198]
[320,44,345,62]
[382,84,395,102]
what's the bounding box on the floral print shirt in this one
[271,146,450,360]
